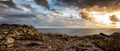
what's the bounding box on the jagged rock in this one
[0,35,3,40]
[109,32,120,39]
[99,33,108,37]
[6,38,14,44]
[4,38,15,48]
[0,24,119,51]
[3,32,8,34]
[7,44,14,48]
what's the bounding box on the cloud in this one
[80,9,95,22]
[0,0,16,7]
[0,0,119,28]
[35,0,49,9]
[57,0,120,12]
[110,15,120,22]
[58,0,120,7]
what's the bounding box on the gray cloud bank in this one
[58,0,120,8]
[0,0,119,28]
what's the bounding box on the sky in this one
[0,0,120,28]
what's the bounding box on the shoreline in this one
[0,24,119,51]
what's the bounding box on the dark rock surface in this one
[0,24,119,51]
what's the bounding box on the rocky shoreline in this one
[0,24,119,51]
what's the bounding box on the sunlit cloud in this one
[0,0,120,28]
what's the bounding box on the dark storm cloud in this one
[0,0,16,8]
[61,0,120,22]
[35,0,50,9]
[0,0,118,28]
[0,14,36,17]
[58,0,120,8]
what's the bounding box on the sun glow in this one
[88,11,120,27]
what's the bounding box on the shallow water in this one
[37,28,120,36]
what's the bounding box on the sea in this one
[37,28,120,36]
